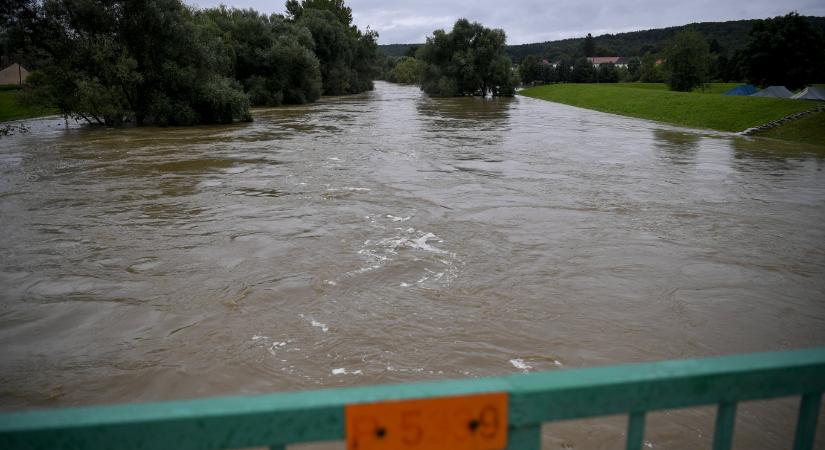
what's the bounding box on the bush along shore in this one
[1,0,379,126]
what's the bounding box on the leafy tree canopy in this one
[289,1,379,95]
[664,29,711,91]
[416,19,515,97]
[199,7,322,106]
[14,0,250,126]
[2,0,378,126]
[743,12,825,89]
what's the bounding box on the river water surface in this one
[1,82,824,449]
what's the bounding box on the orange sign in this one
[345,393,508,450]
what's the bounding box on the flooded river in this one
[1,82,824,448]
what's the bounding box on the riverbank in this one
[0,88,55,122]
[750,110,825,146]
[519,83,816,136]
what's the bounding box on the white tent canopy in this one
[791,86,825,101]
[750,86,793,98]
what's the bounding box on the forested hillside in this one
[379,16,825,62]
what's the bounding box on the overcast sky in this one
[186,0,825,45]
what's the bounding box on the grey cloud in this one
[187,0,825,44]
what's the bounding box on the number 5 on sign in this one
[345,393,508,450]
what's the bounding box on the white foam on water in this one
[327,186,370,192]
[409,233,447,254]
[323,280,337,286]
[349,218,462,285]
[251,335,268,341]
[332,368,363,375]
[299,314,330,332]
[268,341,287,355]
[510,359,532,373]
[311,320,329,332]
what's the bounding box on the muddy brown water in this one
[1,82,824,449]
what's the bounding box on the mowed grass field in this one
[612,82,741,94]
[0,88,56,122]
[519,83,814,133]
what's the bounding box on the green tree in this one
[539,61,556,83]
[519,54,541,83]
[663,30,710,91]
[285,0,352,26]
[18,0,250,125]
[390,56,417,84]
[200,7,321,106]
[626,57,641,81]
[571,57,594,83]
[416,19,515,97]
[291,1,379,96]
[555,57,572,82]
[583,33,595,57]
[597,62,619,82]
[743,12,825,89]
[639,52,664,82]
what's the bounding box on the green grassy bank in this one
[0,87,56,122]
[611,82,741,95]
[519,83,814,133]
[751,111,825,147]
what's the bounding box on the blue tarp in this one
[723,84,758,96]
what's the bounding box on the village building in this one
[586,57,633,69]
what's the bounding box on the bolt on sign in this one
[345,393,508,450]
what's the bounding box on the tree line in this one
[514,13,825,91]
[380,17,825,63]
[0,0,379,126]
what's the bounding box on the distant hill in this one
[379,16,825,62]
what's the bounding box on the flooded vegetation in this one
[1,82,824,448]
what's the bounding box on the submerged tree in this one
[286,0,379,96]
[416,19,515,97]
[13,0,251,125]
[664,30,710,91]
[199,7,321,106]
[389,56,417,84]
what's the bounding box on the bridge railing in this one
[1,348,823,450]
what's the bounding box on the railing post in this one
[712,401,737,450]
[793,392,822,450]
[506,424,541,450]
[625,411,646,450]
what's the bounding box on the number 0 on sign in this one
[345,393,508,450]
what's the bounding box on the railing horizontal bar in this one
[0,348,823,450]
[625,411,645,450]
[507,348,825,425]
[792,392,822,450]
[711,401,737,450]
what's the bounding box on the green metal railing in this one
[1,348,823,450]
